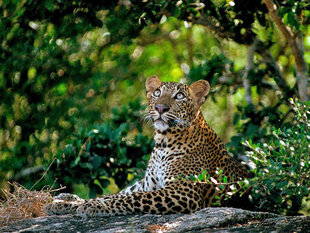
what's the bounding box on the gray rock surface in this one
[1,207,309,233]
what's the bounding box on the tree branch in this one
[263,0,308,101]
[13,165,44,180]
[253,39,294,98]
[243,43,255,105]
[263,0,294,41]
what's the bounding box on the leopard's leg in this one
[46,179,147,216]
[45,192,129,215]
[76,181,205,217]
[119,179,145,194]
[45,193,86,215]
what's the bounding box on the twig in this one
[30,157,56,190]
[78,136,92,157]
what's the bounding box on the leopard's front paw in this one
[45,193,85,215]
[53,193,84,202]
[76,199,109,217]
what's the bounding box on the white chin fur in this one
[154,120,169,132]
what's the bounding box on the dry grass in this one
[0,158,67,227]
[0,182,56,227]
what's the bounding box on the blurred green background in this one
[0,0,309,215]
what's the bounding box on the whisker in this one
[165,115,191,127]
[142,111,150,117]
[143,115,153,123]
[177,118,191,126]
[165,113,175,118]
[141,112,155,128]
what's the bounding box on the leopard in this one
[45,75,251,217]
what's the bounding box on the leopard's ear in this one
[146,75,162,99]
[189,80,210,106]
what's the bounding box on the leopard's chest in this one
[143,148,173,191]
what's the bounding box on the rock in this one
[1,207,309,233]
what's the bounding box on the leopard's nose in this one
[155,104,170,114]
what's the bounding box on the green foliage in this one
[189,54,233,85]
[227,102,284,156]
[177,168,238,207]
[277,0,310,31]
[50,99,153,198]
[0,0,145,190]
[242,99,310,215]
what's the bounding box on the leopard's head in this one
[145,75,210,132]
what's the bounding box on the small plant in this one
[241,99,310,215]
[175,168,239,207]
[197,168,241,207]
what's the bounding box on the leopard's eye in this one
[153,89,161,97]
[175,92,185,100]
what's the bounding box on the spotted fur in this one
[45,76,251,217]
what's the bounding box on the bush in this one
[50,99,153,198]
[242,99,310,215]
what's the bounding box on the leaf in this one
[210,177,218,184]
